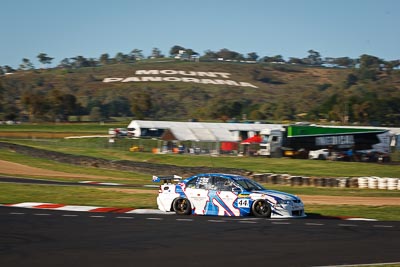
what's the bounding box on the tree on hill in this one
[185,49,199,58]
[105,96,132,117]
[114,52,129,63]
[130,49,144,61]
[99,53,111,65]
[304,50,322,65]
[383,60,400,75]
[202,50,218,60]
[170,46,199,60]
[216,48,244,60]
[170,45,185,56]
[150,48,164,59]
[261,55,285,63]
[331,57,356,68]
[247,52,259,61]
[48,90,80,121]
[21,91,50,121]
[19,58,34,70]
[89,107,103,122]
[288,57,305,64]
[130,92,152,119]
[1,103,19,121]
[343,73,358,88]
[359,54,382,70]
[71,56,96,68]
[58,58,72,69]
[37,53,53,68]
[3,65,16,73]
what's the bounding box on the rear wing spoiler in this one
[152,175,182,183]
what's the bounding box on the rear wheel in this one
[173,198,192,215]
[251,199,271,218]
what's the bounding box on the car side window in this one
[196,176,211,189]
[186,177,197,189]
[213,177,234,191]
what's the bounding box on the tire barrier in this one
[377,178,387,190]
[251,173,400,190]
[338,178,349,188]
[357,177,369,189]
[387,178,398,190]
[368,177,378,189]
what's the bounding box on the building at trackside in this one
[127,120,279,142]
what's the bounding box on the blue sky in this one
[1,0,399,68]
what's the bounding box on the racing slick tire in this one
[251,199,271,218]
[173,198,192,215]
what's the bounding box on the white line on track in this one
[116,216,134,219]
[338,224,358,227]
[62,214,78,217]
[33,213,51,216]
[312,261,400,267]
[373,225,393,228]
[208,220,227,223]
[238,221,258,224]
[305,223,325,226]
[176,218,194,221]
[237,218,261,221]
[146,217,163,221]
[9,212,25,215]
[90,215,105,218]
[271,222,291,225]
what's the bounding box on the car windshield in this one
[234,178,265,191]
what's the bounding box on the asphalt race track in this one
[0,206,399,267]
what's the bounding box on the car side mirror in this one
[232,187,241,194]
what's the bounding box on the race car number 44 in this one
[237,199,250,208]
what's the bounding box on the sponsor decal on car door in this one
[186,188,209,215]
[213,190,240,216]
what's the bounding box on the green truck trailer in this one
[258,125,392,161]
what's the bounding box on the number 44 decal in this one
[237,199,250,208]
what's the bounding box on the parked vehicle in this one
[309,149,330,160]
[108,128,128,137]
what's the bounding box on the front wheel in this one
[251,199,271,218]
[173,198,192,215]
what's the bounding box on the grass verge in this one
[0,184,156,209]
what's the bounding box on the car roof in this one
[189,173,247,181]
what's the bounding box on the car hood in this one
[250,190,301,201]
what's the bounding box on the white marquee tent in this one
[127,120,282,142]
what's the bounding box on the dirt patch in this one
[95,188,158,194]
[299,195,400,206]
[0,159,114,180]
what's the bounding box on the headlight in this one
[277,199,292,205]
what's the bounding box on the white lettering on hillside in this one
[134,70,231,78]
[102,70,258,88]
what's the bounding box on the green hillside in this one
[1,59,400,126]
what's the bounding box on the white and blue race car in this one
[153,173,306,218]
